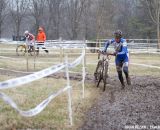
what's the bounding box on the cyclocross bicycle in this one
[95,51,111,91]
[16,43,39,56]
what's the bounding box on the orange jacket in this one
[36,30,46,43]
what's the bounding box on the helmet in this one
[114,30,122,38]
[24,30,29,35]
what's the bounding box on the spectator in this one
[36,27,48,53]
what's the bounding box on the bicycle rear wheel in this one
[16,45,26,56]
[29,46,39,56]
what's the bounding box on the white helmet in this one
[24,30,29,35]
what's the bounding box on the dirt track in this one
[78,75,160,130]
[1,70,160,130]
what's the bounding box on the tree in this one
[9,0,29,37]
[80,0,97,40]
[96,0,114,38]
[30,0,45,35]
[145,0,160,49]
[46,0,63,39]
[126,1,156,39]
[112,0,134,38]
[63,0,87,39]
[0,0,8,38]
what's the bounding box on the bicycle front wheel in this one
[16,45,26,56]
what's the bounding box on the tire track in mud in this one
[78,76,160,130]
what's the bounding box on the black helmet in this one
[114,30,122,38]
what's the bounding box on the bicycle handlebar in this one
[97,50,115,59]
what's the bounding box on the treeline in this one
[0,0,158,41]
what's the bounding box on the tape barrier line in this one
[68,52,85,68]
[131,63,160,69]
[0,49,85,118]
[130,51,160,54]
[0,56,22,60]
[0,51,85,74]
[0,56,59,64]
[110,62,160,69]
[0,51,85,86]
[86,62,160,70]
[0,63,65,89]
[0,86,71,117]
[0,68,34,74]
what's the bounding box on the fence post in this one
[59,38,64,63]
[82,47,86,98]
[26,44,29,72]
[65,55,73,126]
[33,42,36,71]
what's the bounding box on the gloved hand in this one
[97,49,103,54]
[101,50,106,54]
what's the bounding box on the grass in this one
[0,75,99,130]
[0,44,160,129]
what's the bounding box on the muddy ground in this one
[1,70,160,130]
[78,75,160,130]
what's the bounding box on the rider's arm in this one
[103,40,111,52]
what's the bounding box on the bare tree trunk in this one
[96,0,105,47]
[157,9,160,49]
[64,0,86,40]
[0,0,7,38]
[46,0,62,39]
[146,0,160,49]
[10,0,29,38]
[157,2,160,50]
[31,0,45,35]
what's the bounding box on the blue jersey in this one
[103,38,129,64]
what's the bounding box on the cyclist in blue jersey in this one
[94,30,131,89]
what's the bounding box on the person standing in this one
[36,27,48,53]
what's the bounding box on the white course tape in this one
[0,63,65,89]
[130,51,160,54]
[131,63,160,69]
[0,49,85,118]
[0,86,71,117]
[0,67,34,74]
[69,52,85,68]
[0,56,21,60]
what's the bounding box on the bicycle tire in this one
[16,45,26,56]
[29,46,39,56]
[96,60,103,86]
[96,59,109,91]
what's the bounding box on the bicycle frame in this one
[96,51,110,91]
[16,43,38,56]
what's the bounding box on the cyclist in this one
[94,30,131,89]
[24,30,35,52]
[36,27,49,53]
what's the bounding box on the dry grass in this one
[0,74,99,130]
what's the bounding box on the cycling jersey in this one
[25,33,35,46]
[103,38,129,65]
